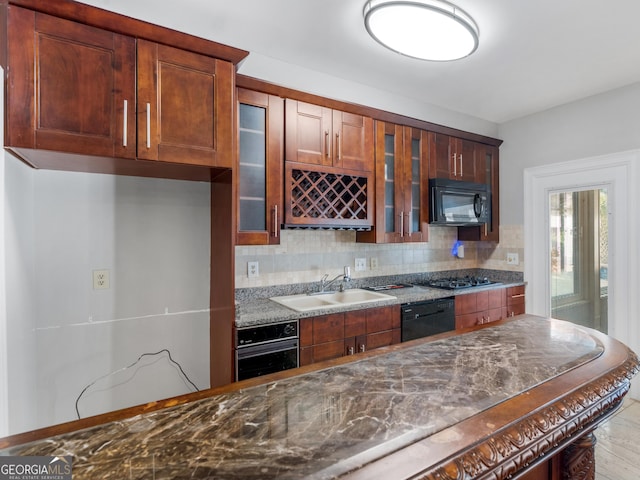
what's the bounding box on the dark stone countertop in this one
[1,316,618,480]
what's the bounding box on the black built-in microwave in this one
[429,178,490,226]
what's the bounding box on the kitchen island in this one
[0,315,637,479]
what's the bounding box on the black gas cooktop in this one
[417,276,502,290]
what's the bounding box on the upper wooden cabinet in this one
[4,6,137,159]
[429,132,477,182]
[137,40,234,168]
[357,122,429,243]
[236,88,284,245]
[285,99,374,172]
[2,2,244,174]
[458,144,500,242]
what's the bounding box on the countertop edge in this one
[341,322,640,480]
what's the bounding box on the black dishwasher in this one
[401,297,455,342]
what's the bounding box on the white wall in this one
[499,82,640,398]
[498,82,640,225]
[3,155,212,434]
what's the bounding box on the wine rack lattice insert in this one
[290,169,368,220]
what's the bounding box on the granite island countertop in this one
[2,315,637,480]
[235,270,525,328]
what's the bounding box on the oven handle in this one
[236,338,299,360]
[406,309,449,320]
[473,193,483,218]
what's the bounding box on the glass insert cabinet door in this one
[357,121,428,244]
[236,89,283,245]
[239,103,267,231]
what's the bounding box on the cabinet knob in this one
[359,344,366,353]
[348,346,354,355]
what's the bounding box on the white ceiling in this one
[81,0,640,124]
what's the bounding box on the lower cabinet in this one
[455,286,526,329]
[507,285,526,317]
[299,305,400,367]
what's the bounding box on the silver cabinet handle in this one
[399,211,404,237]
[459,154,463,177]
[406,211,411,236]
[146,102,151,149]
[122,100,128,147]
[359,344,366,353]
[511,294,525,299]
[336,132,341,160]
[324,130,330,157]
[273,205,279,238]
[348,346,354,355]
[452,152,457,176]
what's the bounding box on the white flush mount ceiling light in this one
[363,0,479,61]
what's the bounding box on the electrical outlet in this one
[506,253,520,265]
[355,258,366,272]
[93,269,110,289]
[248,261,259,278]
[370,257,379,269]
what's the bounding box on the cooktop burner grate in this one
[417,276,502,290]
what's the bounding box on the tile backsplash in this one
[235,224,524,288]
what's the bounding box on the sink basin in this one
[270,289,396,312]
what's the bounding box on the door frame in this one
[524,150,639,397]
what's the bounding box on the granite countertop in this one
[1,316,609,479]
[236,270,525,328]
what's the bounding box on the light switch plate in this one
[355,258,366,271]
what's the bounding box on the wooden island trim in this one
[344,321,639,480]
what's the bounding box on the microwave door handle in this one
[473,194,483,218]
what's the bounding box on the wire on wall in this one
[74,349,199,419]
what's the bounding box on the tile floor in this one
[595,397,640,479]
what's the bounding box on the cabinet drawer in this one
[312,340,345,363]
[366,330,394,350]
[488,289,506,309]
[507,286,526,305]
[345,311,366,338]
[456,313,480,329]
[366,306,396,333]
[455,293,477,315]
[313,313,344,344]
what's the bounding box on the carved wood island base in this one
[0,315,638,480]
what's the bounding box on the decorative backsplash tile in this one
[235,225,524,288]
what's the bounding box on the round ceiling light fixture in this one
[363,0,479,61]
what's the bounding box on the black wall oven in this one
[235,321,299,381]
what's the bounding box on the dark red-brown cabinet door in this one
[137,39,234,167]
[6,6,136,158]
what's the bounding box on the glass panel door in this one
[384,133,395,234]
[549,189,608,333]
[238,103,267,231]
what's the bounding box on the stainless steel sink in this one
[270,289,396,312]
